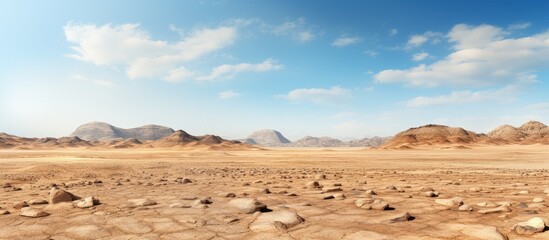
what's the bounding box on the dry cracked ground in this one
[1,145,549,239]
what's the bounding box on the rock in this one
[28,199,48,205]
[355,198,389,210]
[259,188,271,194]
[458,204,473,211]
[19,207,50,218]
[323,187,342,193]
[315,174,326,180]
[49,187,78,204]
[0,210,9,215]
[470,187,482,192]
[435,197,463,207]
[13,201,28,209]
[218,192,236,198]
[127,198,156,207]
[249,210,304,232]
[513,217,546,235]
[532,198,544,203]
[333,193,346,200]
[518,190,530,195]
[74,196,100,208]
[478,205,511,214]
[389,212,413,222]
[305,181,321,189]
[228,198,267,214]
[424,191,439,197]
[442,223,508,240]
[169,201,192,208]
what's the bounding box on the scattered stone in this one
[478,205,511,214]
[305,181,321,189]
[458,204,473,211]
[218,192,236,198]
[13,201,28,209]
[19,207,50,218]
[127,198,157,207]
[49,187,78,204]
[74,196,100,208]
[323,187,342,193]
[435,197,463,207]
[469,187,482,192]
[355,198,389,210]
[259,188,271,194]
[228,198,267,214]
[518,190,530,195]
[28,199,48,205]
[250,210,305,232]
[424,191,439,197]
[389,212,413,222]
[513,217,546,235]
[0,210,9,215]
[333,193,346,200]
[532,197,544,203]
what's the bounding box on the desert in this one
[1,121,549,239]
[3,1,549,239]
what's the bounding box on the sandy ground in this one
[1,145,548,239]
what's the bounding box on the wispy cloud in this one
[271,18,318,43]
[280,86,352,104]
[406,31,443,49]
[219,90,240,99]
[196,58,282,81]
[332,36,361,47]
[508,22,531,30]
[412,52,429,61]
[406,86,518,107]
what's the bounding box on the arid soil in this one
[1,145,548,239]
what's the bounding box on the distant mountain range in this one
[2,121,548,150]
[0,122,248,150]
[380,121,549,149]
[238,129,391,147]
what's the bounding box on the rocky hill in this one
[240,129,292,147]
[70,122,175,141]
[488,121,549,144]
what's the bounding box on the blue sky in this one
[1,0,549,140]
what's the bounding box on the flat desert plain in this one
[1,145,549,239]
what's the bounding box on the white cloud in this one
[508,22,531,30]
[219,90,240,99]
[64,23,237,81]
[93,80,113,87]
[298,31,315,42]
[164,66,195,82]
[281,86,352,104]
[406,86,517,107]
[389,29,398,36]
[375,23,549,87]
[412,52,429,61]
[406,31,443,48]
[272,18,317,43]
[197,58,282,81]
[364,50,378,57]
[407,35,428,48]
[332,36,361,47]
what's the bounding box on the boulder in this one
[513,217,546,235]
[228,198,267,214]
[19,207,50,218]
[435,197,463,207]
[250,210,304,232]
[127,198,156,207]
[49,187,78,204]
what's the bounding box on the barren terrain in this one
[1,146,548,239]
